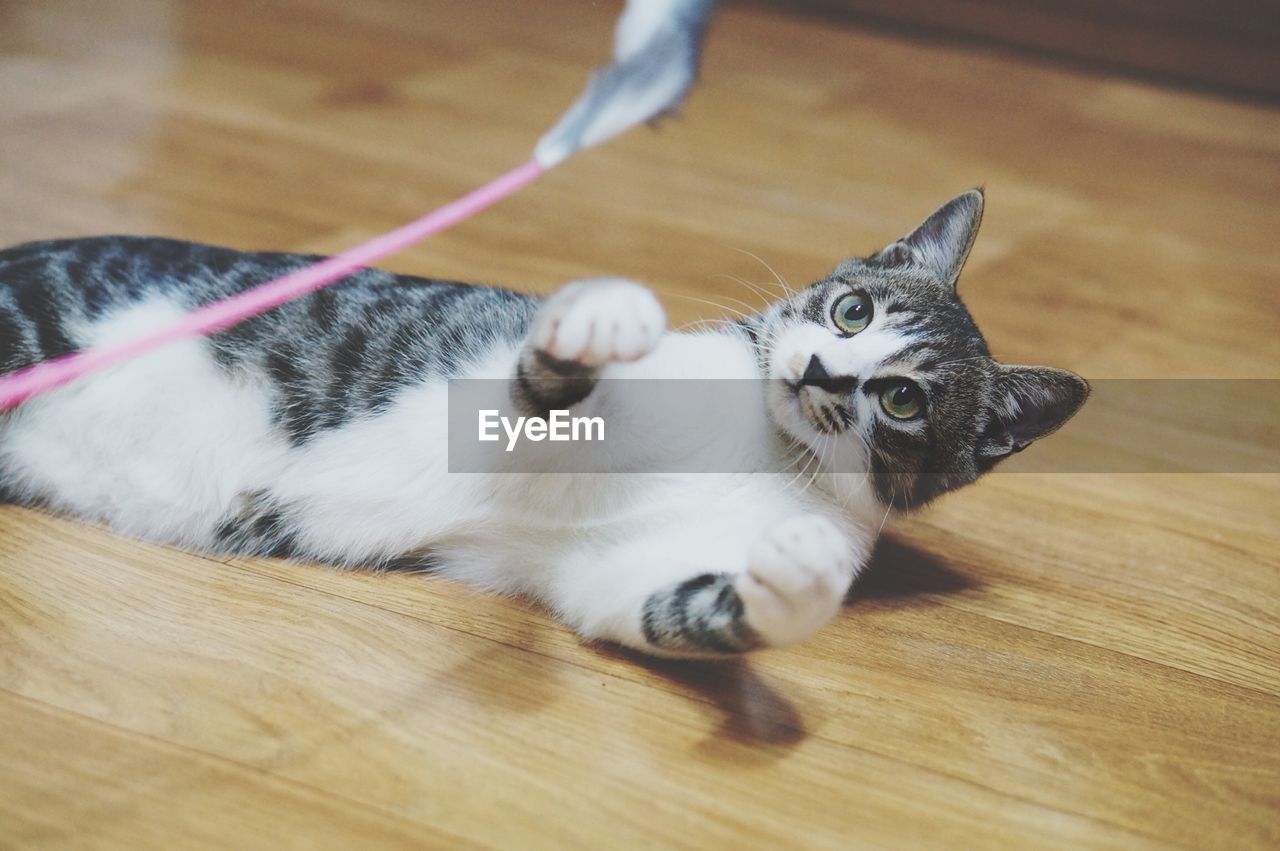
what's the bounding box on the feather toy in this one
[0,0,717,411]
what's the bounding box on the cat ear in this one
[875,189,984,289]
[978,365,1089,461]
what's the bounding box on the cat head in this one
[750,189,1088,509]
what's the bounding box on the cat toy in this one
[0,0,717,411]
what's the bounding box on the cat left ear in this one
[978,365,1089,461]
[875,189,984,289]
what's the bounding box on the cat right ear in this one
[977,365,1089,462]
[874,189,985,289]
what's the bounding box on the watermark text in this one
[478,409,605,452]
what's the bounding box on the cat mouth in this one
[792,385,852,435]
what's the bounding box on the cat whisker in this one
[732,248,797,299]
[780,438,820,495]
[820,421,872,511]
[801,429,837,497]
[778,442,812,486]
[698,289,762,316]
[804,432,835,496]
[711,273,777,306]
[798,452,823,496]
[665,292,753,322]
[676,317,734,333]
[875,498,894,537]
[926,355,991,370]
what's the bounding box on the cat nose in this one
[801,354,830,385]
[799,355,858,394]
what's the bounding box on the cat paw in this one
[736,515,853,648]
[531,278,666,368]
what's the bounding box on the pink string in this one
[0,159,546,411]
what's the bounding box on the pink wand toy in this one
[0,0,716,411]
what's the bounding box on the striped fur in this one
[0,191,1086,656]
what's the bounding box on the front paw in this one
[736,515,854,648]
[530,278,666,368]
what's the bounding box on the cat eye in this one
[879,381,924,420]
[831,292,872,335]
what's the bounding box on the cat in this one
[0,189,1087,657]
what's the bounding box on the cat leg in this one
[512,278,665,416]
[554,514,862,657]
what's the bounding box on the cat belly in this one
[0,298,523,563]
[0,298,287,547]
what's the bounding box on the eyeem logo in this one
[478,409,605,452]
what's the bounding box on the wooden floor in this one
[2,0,1279,848]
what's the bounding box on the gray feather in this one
[534,0,716,167]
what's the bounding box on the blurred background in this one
[748,0,1279,99]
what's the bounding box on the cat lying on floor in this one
[0,190,1086,656]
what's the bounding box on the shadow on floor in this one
[599,534,978,756]
[601,645,808,758]
[850,532,979,607]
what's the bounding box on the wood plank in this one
[0,692,466,850]
[0,509,1167,850]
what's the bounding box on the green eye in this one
[832,292,872,335]
[880,381,923,420]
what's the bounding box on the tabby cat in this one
[0,190,1087,656]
